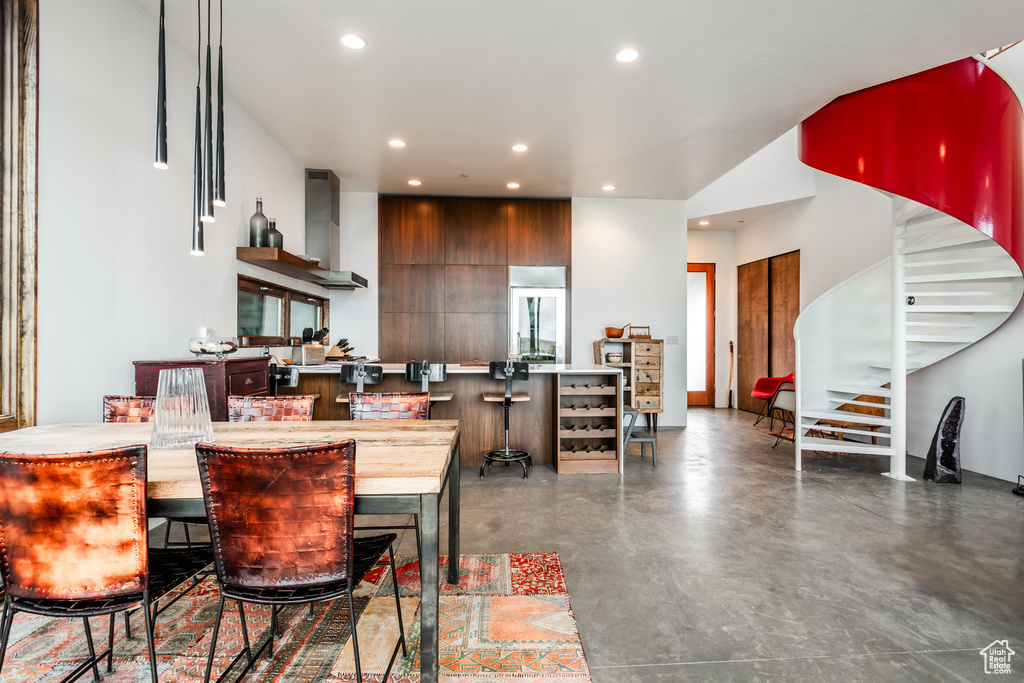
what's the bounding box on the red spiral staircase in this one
[792,56,1024,479]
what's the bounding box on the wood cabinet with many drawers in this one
[133,357,271,422]
[594,337,665,431]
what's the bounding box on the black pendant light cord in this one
[214,0,226,206]
[192,0,204,254]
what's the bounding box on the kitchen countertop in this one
[290,362,620,375]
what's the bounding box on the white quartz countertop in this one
[291,362,620,375]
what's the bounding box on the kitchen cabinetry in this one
[554,372,622,473]
[133,357,271,422]
[594,338,665,430]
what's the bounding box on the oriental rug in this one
[0,553,590,682]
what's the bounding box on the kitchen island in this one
[279,363,624,473]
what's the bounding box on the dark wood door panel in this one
[379,197,445,264]
[507,199,571,266]
[445,198,508,265]
[379,313,445,363]
[737,259,769,414]
[380,264,445,312]
[445,265,507,313]
[770,250,800,377]
[445,313,508,362]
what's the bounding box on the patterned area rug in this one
[0,553,590,682]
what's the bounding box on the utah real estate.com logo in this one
[980,640,1014,675]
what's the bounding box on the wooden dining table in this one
[0,419,461,683]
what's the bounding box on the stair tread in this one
[868,360,924,369]
[902,212,960,233]
[903,270,1020,283]
[905,304,1014,312]
[898,233,991,254]
[804,424,891,439]
[799,436,894,456]
[826,384,893,397]
[903,255,1014,268]
[905,290,1011,297]
[907,334,976,343]
[802,409,893,426]
[827,397,891,408]
[905,320,975,327]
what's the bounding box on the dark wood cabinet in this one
[379,313,445,362]
[445,198,508,265]
[507,199,571,266]
[379,264,445,312]
[379,197,445,264]
[445,313,507,361]
[133,357,271,422]
[444,265,506,313]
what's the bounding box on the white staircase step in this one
[805,424,891,440]
[903,270,1020,284]
[906,320,974,328]
[902,212,960,233]
[904,304,1014,313]
[826,384,892,397]
[892,200,935,225]
[906,333,976,343]
[827,397,891,409]
[868,359,924,370]
[905,290,1011,297]
[799,436,895,457]
[802,408,893,427]
[898,233,990,255]
[903,255,1014,269]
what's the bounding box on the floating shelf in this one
[236,247,367,289]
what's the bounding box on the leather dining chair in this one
[195,440,406,683]
[226,394,316,421]
[0,444,211,683]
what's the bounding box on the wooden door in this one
[687,263,716,406]
[769,250,800,376]
[737,259,769,413]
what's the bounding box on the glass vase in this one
[151,367,215,448]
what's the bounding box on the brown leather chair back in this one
[226,395,315,422]
[348,392,429,420]
[0,445,148,600]
[195,440,357,588]
[102,395,156,423]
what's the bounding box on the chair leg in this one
[106,614,115,673]
[307,603,316,621]
[203,594,227,683]
[143,591,159,683]
[0,597,14,676]
[388,548,408,658]
[651,443,658,467]
[413,513,422,567]
[347,585,363,683]
[124,609,133,640]
[81,616,102,682]
[752,398,770,426]
[237,601,252,662]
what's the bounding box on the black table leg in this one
[448,439,460,585]
[419,492,440,683]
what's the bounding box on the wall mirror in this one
[237,275,328,347]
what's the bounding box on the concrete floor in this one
[395,407,1024,682]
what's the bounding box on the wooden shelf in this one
[559,426,618,439]
[559,384,617,395]
[237,247,329,284]
[559,406,616,417]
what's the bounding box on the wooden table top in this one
[0,420,460,500]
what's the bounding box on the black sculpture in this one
[923,396,965,484]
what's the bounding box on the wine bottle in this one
[267,218,284,249]
[248,197,268,247]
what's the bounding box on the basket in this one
[628,325,651,339]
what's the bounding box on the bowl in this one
[605,326,626,338]
[189,337,238,359]
[606,352,623,363]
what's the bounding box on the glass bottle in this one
[267,218,284,249]
[248,197,268,247]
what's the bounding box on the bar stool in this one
[481,360,531,478]
[339,361,384,416]
[405,360,451,417]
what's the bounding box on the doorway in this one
[687,263,716,406]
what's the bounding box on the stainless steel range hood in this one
[305,169,367,289]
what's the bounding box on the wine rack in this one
[554,372,622,474]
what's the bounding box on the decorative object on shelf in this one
[628,325,651,339]
[267,218,284,248]
[153,0,167,169]
[922,396,964,484]
[605,325,628,339]
[213,0,225,206]
[606,352,622,363]
[248,197,268,246]
[151,367,214,449]
[190,0,204,255]
[200,0,215,223]
[189,331,238,358]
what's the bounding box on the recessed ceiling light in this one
[698,220,710,226]
[602,185,616,191]
[340,34,366,50]
[408,179,422,186]
[616,48,639,63]
[512,144,528,152]
[507,182,520,189]
[389,139,405,147]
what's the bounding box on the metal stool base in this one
[481,449,532,478]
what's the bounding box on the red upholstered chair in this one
[102,395,156,423]
[347,392,430,421]
[0,445,211,683]
[226,395,316,421]
[195,441,406,683]
[751,372,795,427]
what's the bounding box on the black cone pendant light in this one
[200,0,215,222]
[191,0,204,254]
[213,0,226,206]
[154,0,168,169]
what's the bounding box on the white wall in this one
[328,192,379,357]
[686,128,816,220]
[571,198,688,426]
[38,0,309,423]
[687,231,736,408]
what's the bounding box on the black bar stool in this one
[339,362,384,416]
[405,360,450,418]
[481,360,531,478]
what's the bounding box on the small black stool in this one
[481,360,531,478]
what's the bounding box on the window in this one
[237,275,328,347]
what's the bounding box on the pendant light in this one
[200,0,215,222]
[154,0,167,169]
[191,0,204,254]
[213,0,226,206]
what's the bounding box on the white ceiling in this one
[137,0,1024,200]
